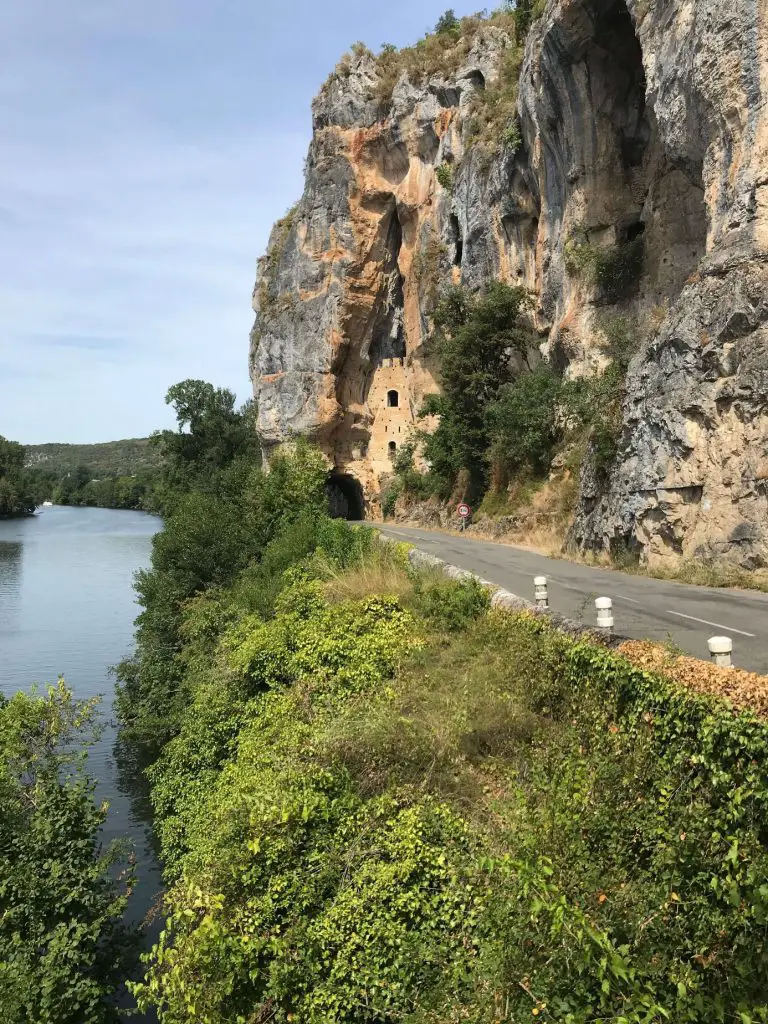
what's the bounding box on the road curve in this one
[371,522,768,674]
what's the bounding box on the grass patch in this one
[313,537,415,604]
[641,557,768,593]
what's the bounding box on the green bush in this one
[0,683,135,1023]
[565,231,645,304]
[435,162,454,190]
[381,476,403,518]
[134,572,768,1023]
[411,575,490,632]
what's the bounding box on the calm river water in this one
[0,505,163,929]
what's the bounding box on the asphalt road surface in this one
[372,523,768,674]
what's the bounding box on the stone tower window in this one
[387,389,399,408]
[388,441,397,458]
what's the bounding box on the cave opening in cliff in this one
[581,0,707,303]
[370,205,406,366]
[326,472,365,521]
[449,214,463,266]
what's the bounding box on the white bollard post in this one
[708,636,733,668]
[595,597,613,633]
[534,576,548,610]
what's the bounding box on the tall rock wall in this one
[250,0,768,565]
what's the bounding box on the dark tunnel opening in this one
[326,472,366,521]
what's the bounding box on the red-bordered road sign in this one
[457,502,471,518]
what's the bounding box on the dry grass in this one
[619,639,768,718]
[640,558,768,593]
[469,475,579,556]
[313,541,415,605]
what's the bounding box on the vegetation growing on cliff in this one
[383,280,645,531]
[565,227,646,304]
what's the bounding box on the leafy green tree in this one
[115,440,328,742]
[434,9,460,35]
[505,0,544,40]
[486,361,563,478]
[53,465,93,506]
[420,282,536,495]
[151,380,260,507]
[0,436,35,516]
[0,683,134,1023]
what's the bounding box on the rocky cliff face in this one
[250,0,768,564]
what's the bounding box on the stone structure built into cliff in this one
[251,0,768,568]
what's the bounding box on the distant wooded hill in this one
[24,437,162,478]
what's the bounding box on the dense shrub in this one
[133,550,768,1023]
[411,573,490,631]
[0,684,134,1023]
[115,440,329,743]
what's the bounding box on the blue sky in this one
[0,0,481,444]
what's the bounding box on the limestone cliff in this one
[250,0,768,565]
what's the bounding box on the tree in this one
[0,683,135,1023]
[115,440,328,742]
[420,283,536,495]
[486,362,563,479]
[435,9,460,35]
[0,436,35,516]
[151,380,260,504]
[506,0,541,40]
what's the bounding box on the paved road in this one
[372,523,768,673]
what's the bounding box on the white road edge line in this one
[665,610,756,638]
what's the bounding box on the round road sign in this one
[457,502,471,518]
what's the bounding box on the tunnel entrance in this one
[326,472,365,521]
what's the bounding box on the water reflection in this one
[0,539,23,634]
[112,733,164,923]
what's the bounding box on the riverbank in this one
[0,506,163,930]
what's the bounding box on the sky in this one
[0,0,482,444]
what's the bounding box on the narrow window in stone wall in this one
[388,441,397,458]
[387,389,399,408]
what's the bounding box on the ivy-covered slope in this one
[132,516,768,1023]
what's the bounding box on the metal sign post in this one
[457,502,471,531]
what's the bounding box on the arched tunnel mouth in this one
[326,472,366,521]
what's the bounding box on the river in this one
[0,504,163,932]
